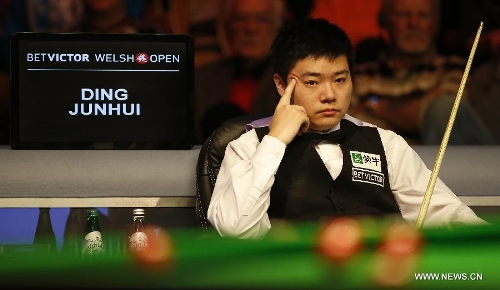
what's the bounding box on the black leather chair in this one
[195,115,266,232]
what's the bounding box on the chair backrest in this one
[195,115,266,232]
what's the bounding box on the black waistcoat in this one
[254,119,401,220]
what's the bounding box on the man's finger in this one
[298,115,310,136]
[277,78,296,107]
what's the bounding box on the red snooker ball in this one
[371,221,423,287]
[131,226,174,271]
[379,221,423,257]
[316,217,363,262]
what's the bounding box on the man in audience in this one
[349,0,495,145]
[82,0,144,33]
[460,2,500,144]
[466,54,500,144]
[194,0,295,143]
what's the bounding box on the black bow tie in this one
[301,129,343,144]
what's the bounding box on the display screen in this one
[10,33,194,149]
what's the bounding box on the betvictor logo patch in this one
[350,151,384,187]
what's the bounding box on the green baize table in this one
[1,217,499,289]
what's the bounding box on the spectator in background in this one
[24,0,84,32]
[1,0,84,69]
[193,0,285,144]
[168,0,228,67]
[349,0,495,145]
[82,0,148,33]
[463,3,500,144]
[0,0,148,70]
[466,55,500,144]
[141,0,317,69]
[194,0,313,144]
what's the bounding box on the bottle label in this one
[129,232,149,251]
[83,231,103,254]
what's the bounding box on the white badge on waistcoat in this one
[350,151,385,187]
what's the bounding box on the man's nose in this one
[245,18,260,31]
[322,84,336,102]
[407,14,421,28]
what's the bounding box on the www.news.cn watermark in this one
[415,273,483,281]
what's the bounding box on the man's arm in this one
[208,78,310,238]
[381,128,486,227]
[207,130,286,238]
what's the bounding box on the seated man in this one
[194,0,314,143]
[207,18,485,239]
[194,0,286,143]
[349,0,494,145]
[466,55,500,144]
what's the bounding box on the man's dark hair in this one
[271,18,355,82]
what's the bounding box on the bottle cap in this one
[133,208,145,216]
[86,209,99,217]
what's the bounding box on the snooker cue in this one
[415,21,484,230]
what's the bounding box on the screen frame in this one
[9,32,194,150]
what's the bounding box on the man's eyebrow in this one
[299,69,350,78]
[333,69,350,76]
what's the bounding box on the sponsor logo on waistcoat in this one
[350,151,385,187]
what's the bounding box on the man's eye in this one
[305,80,317,86]
[335,77,346,84]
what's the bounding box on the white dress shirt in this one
[207,115,485,238]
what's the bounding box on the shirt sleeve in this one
[379,128,487,227]
[207,129,286,238]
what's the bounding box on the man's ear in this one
[273,74,286,96]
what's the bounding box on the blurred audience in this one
[193,0,285,143]
[82,0,139,33]
[24,0,84,32]
[464,2,500,144]
[2,0,499,147]
[466,56,500,144]
[1,0,84,70]
[170,0,228,67]
[194,0,313,143]
[349,0,495,145]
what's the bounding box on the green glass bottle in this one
[33,207,57,253]
[128,208,149,252]
[63,208,84,256]
[83,209,103,255]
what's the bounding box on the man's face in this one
[385,0,439,56]
[226,0,283,60]
[286,56,352,131]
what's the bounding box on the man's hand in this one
[269,79,310,145]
